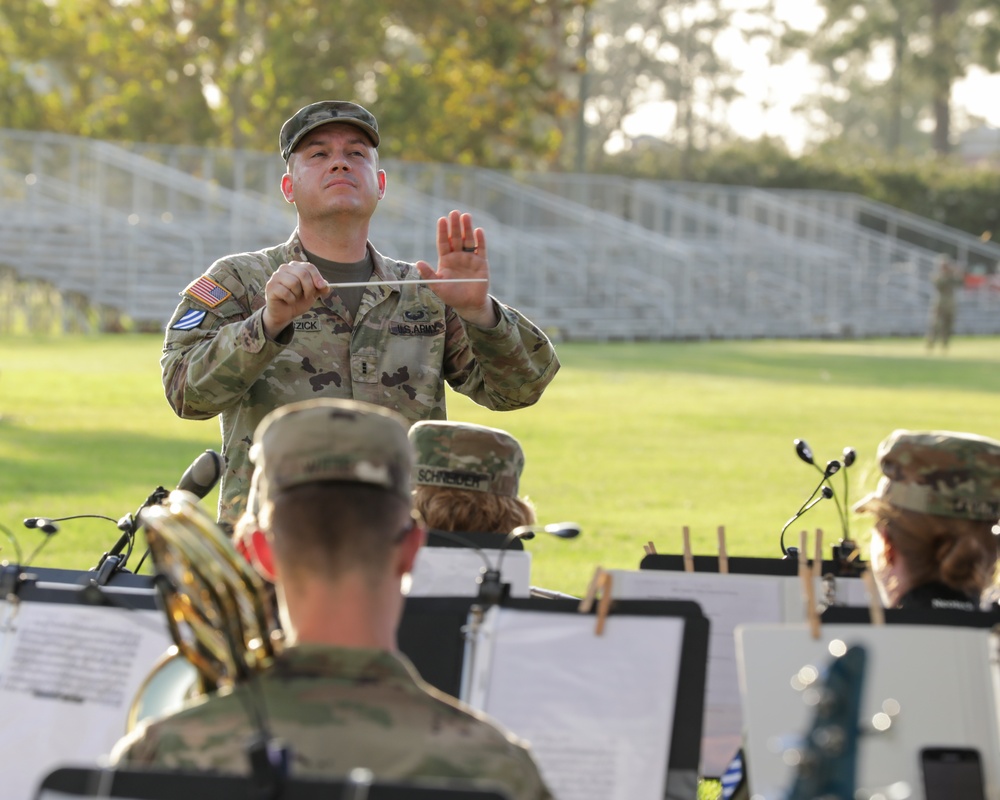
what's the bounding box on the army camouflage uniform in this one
[926,259,965,349]
[854,429,1000,609]
[112,645,554,800]
[853,429,1000,523]
[409,420,526,497]
[161,232,559,527]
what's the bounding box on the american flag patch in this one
[184,275,232,308]
[171,309,207,331]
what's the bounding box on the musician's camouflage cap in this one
[250,399,412,502]
[409,421,525,497]
[279,101,379,161]
[853,429,1000,521]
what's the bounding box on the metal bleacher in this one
[2,128,999,340]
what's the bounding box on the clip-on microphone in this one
[781,441,841,557]
[92,449,225,586]
[429,522,581,606]
[790,438,858,562]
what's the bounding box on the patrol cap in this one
[853,429,1000,521]
[279,100,380,161]
[409,421,525,497]
[250,398,412,503]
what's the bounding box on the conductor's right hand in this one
[262,260,328,340]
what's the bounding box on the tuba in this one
[127,489,283,730]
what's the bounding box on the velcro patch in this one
[389,320,445,337]
[184,275,232,308]
[171,309,207,331]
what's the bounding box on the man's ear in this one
[881,531,896,567]
[280,172,294,204]
[235,528,277,583]
[396,518,426,577]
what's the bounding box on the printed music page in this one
[464,606,684,800]
[609,569,784,777]
[0,599,172,800]
[408,549,532,597]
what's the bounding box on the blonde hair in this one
[865,499,998,597]
[414,485,536,535]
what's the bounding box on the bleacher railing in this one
[2,129,998,339]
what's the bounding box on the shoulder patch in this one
[171,309,207,331]
[184,275,233,308]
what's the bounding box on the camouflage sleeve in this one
[161,271,291,420]
[444,298,559,410]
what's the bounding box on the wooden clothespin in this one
[717,525,729,575]
[812,528,824,583]
[595,570,614,636]
[577,566,613,635]
[861,568,885,626]
[682,526,694,573]
[643,541,657,556]
[799,530,821,639]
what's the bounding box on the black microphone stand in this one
[92,486,170,586]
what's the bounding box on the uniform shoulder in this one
[406,666,533,751]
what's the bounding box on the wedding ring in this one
[462,246,476,252]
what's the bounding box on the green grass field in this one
[2,334,999,595]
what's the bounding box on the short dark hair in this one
[262,481,412,581]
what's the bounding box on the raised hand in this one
[416,210,498,328]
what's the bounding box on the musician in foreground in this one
[854,429,1000,610]
[111,398,553,799]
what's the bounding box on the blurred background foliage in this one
[2,0,999,233]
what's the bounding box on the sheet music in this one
[0,599,172,800]
[609,570,784,775]
[408,549,531,597]
[464,606,684,800]
[737,623,1000,800]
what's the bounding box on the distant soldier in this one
[112,399,554,800]
[926,255,965,351]
[409,420,536,535]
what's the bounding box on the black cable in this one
[0,522,24,564]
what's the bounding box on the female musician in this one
[853,429,1000,611]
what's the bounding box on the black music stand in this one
[822,604,1000,627]
[398,596,477,698]
[2,565,158,610]
[426,530,523,551]
[494,598,708,800]
[640,553,867,577]
[36,766,511,799]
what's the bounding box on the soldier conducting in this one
[160,101,559,528]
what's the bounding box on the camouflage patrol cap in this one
[853,429,1000,521]
[250,399,412,502]
[409,421,525,497]
[279,101,379,161]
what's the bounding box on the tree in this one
[573,0,781,175]
[789,0,1000,157]
[0,0,584,168]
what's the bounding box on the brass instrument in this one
[127,490,283,730]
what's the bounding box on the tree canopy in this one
[0,0,585,168]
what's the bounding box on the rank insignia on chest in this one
[184,275,232,308]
